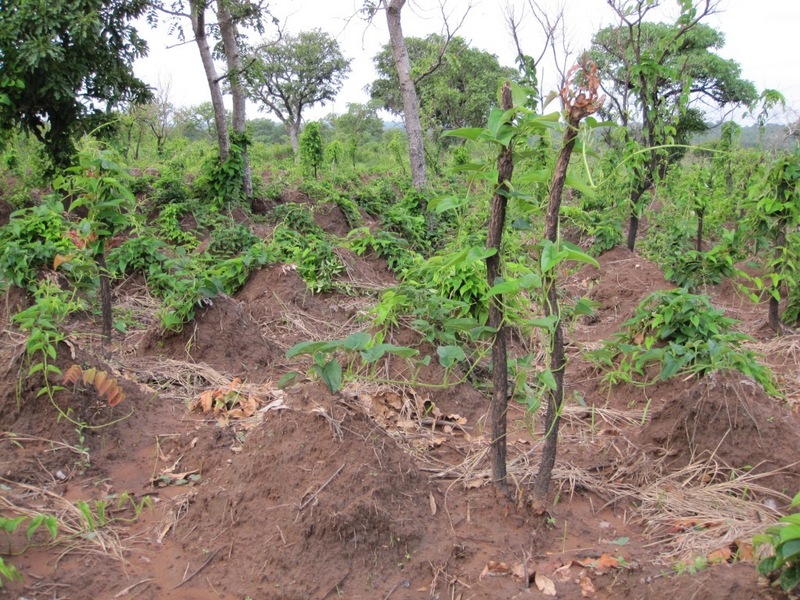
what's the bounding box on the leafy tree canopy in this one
[0,0,152,167]
[590,22,757,136]
[324,103,384,144]
[370,34,516,139]
[244,29,351,152]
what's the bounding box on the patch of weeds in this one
[754,491,800,594]
[588,288,776,393]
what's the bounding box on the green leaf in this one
[779,564,800,592]
[524,315,558,331]
[442,127,486,141]
[540,241,561,273]
[339,332,371,351]
[538,369,557,390]
[361,344,418,363]
[278,371,301,389]
[779,524,800,543]
[487,279,520,297]
[318,359,342,394]
[780,539,800,563]
[565,173,595,197]
[437,345,466,368]
[428,195,466,213]
[560,245,600,268]
[286,340,337,359]
[466,246,496,264]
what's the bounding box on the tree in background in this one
[371,35,515,143]
[0,0,151,168]
[132,80,176,156]
[362,0,428,189]
[590,0,757,250]
[151,0,275,200]
[174,102,218,143]
[244,30,351,156]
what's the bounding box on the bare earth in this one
[2,216,799,600]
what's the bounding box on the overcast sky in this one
[133,0,800,125]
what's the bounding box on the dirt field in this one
[2,209,799,599]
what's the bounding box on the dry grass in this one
[0,477,131,565]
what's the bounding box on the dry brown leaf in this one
[511,562,534,583]
[707,547,732,564]
[735,540,755,561]
[465,479,484,490]
[579,575,596,597]
[534,572,556,596]
[446,414,467,425]
[82,367,97,386]
[553,561,573,581]
[429,492,437,516]
[106,387,125,407]
[53,254,71,270]
[480,561,512,579]
[578,554,623,574]
[62,364,82,384]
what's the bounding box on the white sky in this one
[133,0,800,125]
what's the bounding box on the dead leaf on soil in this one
[707,546,733,564]
[511,562,534,584]
[151,469,200,487]
[429,492,437,516]
[480,561,512,579]
[577,554,627,574]
[534,572,556,596]
[734,539,755,561]
[553,560,574,581]
[465,478,485,490]
[579,574,596,597]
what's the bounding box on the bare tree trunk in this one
[625,185,647,251]
[190,0,229,160]
[695,209,704,252]
[532,114,581,511]
[384,0,427,189]
[216,0,252,198]
[486,83,515,497]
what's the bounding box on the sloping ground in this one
[2,229,799,599]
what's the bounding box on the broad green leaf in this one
[565,173,595,197]
[286,340,337,359]
[318,359,342,394]
[437,345,466,368]
[278,371,301,389]
[361,344,418,363]
[524,315,558,331]
[428,195,466,213]
[560,245,600,268]
[538,369,557,391]
[540,241,561,273]
[339,332,371,351]
[442,127,486,141]
[487,279,520,297]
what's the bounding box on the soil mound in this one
[138,294,281,379]
[164,385,436,599]
[638,370,800,492]
[570,246,672,341]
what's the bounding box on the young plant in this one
[754,491,800,594]
[0,513,59,587]
[55,151,135,343]
[300,122,324,178]
[744,148,800,333]
[588,289,776,394]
